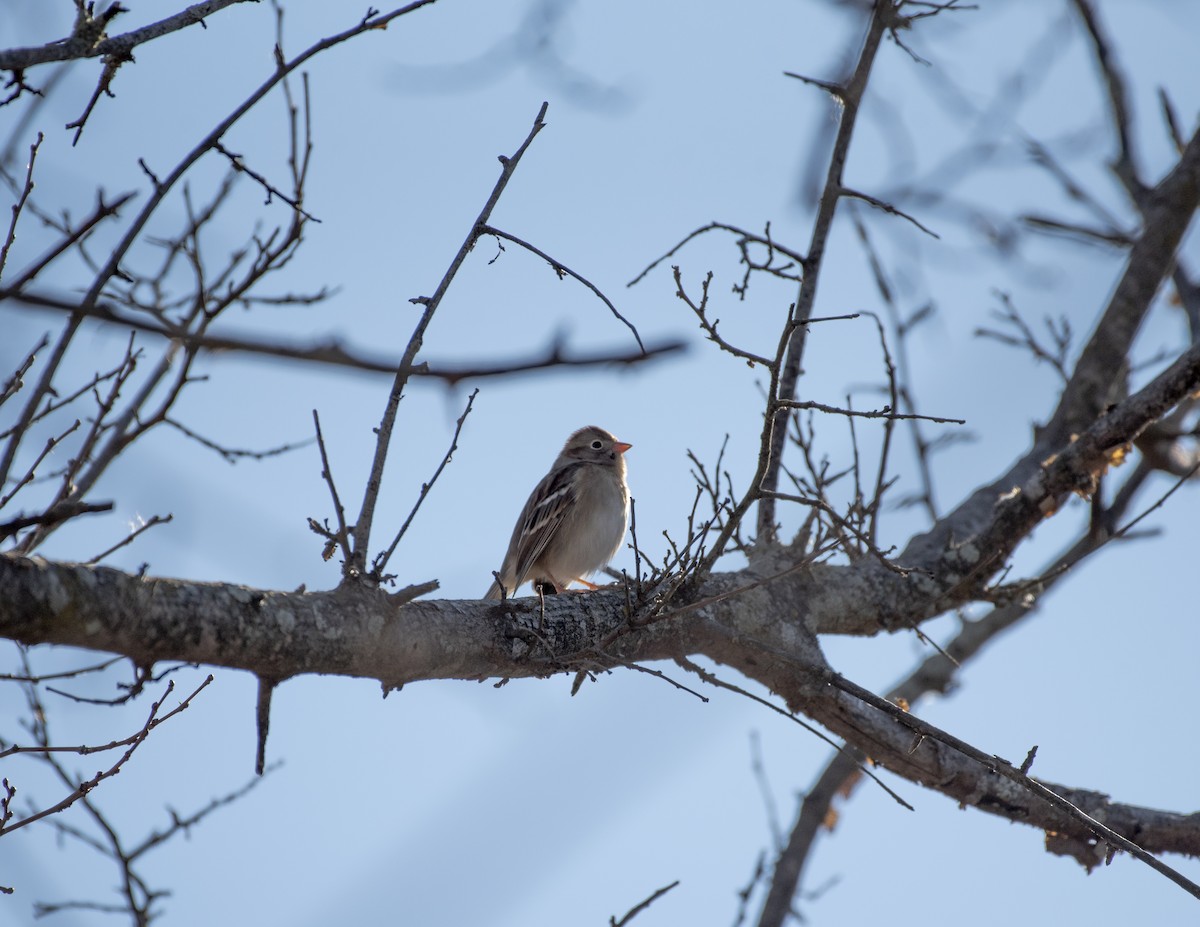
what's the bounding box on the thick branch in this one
[902,127,1200,569]
[5,527,1200,867]
[12,304,1196,662]
[1045,128,1200,441]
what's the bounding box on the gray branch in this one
[7,314,1200,864]
[4,544,1200,868]
[0,1,257,72]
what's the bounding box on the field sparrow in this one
[484,426,631,599]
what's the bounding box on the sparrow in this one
[484,425,631,599]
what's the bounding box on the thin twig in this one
[775,398,964,424]
[677,657,913,812]
[213,140,320,222]
[0,419,81,509]
[348,101,548,578]
[757,1,895,543]
[128,762,280,861]
[481,225,644,352]
[839,185,940,238]
[1111,460,1200,539]
[749,731,783,851]
[2,676,213,835]
[84,514,173,565]
[0,348,126,438]
[371,388,479,579]
[628,221,807,289]
[671,266,775,367]
[0,656,122,684]
[0,334,49,409]
[311,409,351,564]
[163,416,313,463]
[3,190,137,294]
[609,880,681,927]
[599,656,710,703]
[0,132,42,282]
[0,500,113,539]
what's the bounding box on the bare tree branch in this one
[6,548,1199,878]
[0,133,41,281]
[3,0,1198,918]
[370,388,479,580]
[756,0,895,544]
[1,676,212,836]
[0,1,260,72]
[3,289,683,379]
[481,225,645,352]
[828,672,1200,899]
[84,514,173,565]
[609,880,681,927]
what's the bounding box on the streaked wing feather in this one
[510,463,581,585]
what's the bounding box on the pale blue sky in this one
[2,1,1199,925]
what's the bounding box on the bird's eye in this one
[591,440,603,449]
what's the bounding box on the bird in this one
[484,425,631,599]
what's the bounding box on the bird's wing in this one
[507,462,582,587]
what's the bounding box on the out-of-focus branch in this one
[0,501,113,540]
[1,676,212,836]
[76,1,438,314]
[0,133,41,281]
[903,126,1200,569]
[0,3,440,554]
[3,289,682,380]
[1071,0,1143,198]
[1045,135,1200,441]
[755,749,861,927]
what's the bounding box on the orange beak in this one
[614,441,632,455]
